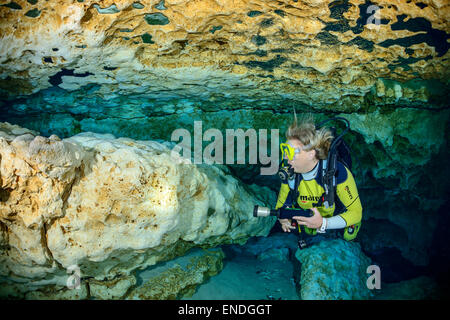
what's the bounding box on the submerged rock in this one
[89,274,137,300]
[0,122,276,299]
[128,248,225,300]
[295,239,373,300]
[24,282,90,300]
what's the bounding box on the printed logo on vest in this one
[299,195,320,203]
[345,186,353,199]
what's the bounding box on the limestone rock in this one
[24,281,89,300]
[0,122,39,140]
[295,239,373,300]
[343,108,449,174]
[89,274,137,300]
[127,247,225,299]
[0,0,448,111]
[0,122,276,298]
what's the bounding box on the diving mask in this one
[279,142,301,161]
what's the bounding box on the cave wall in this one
[0,0,448,107]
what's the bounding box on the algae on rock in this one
[127,248,225,300]
[295,239,373,300]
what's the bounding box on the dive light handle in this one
[277,207,313,219]
[253,205,312,219]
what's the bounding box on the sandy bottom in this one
[135,232,440,300]
[183,235,301,300]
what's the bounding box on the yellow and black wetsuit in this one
[275,160,362,241]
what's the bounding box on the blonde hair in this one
[285,111,334,160]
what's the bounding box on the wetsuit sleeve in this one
[335,166,362,226]
[275,183,290,210]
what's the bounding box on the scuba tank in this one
[315,116,352,209]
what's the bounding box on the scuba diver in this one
[274,114,362,248]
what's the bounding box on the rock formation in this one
[0,121,276,299]
[0,0,448,109]
[0,0,448,300]
[295,238,373,300]
[127,247,225,300]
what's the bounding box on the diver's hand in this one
[279,219,296,233]
[293,207,323,229]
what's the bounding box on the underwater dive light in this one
[253,205,312,219]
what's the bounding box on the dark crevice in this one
[0,220,9,249]
[362,245,429,283]
[429,200,450,297]
[244,55,287,72]
[260,18,274,28]
[174,40,188,50]
[352,1,390,34]
[387,55,433,72]
[141,33,155,44]
[315,31,340,46]
[274,10,285,18]
[103,66,118,71]
[415,2,427,9]
[405,48,414,55]
[320,0,449,60]
[41,221,60,268]
[251,35,267,46]
[25,8,41,18]
[247,11,263,17]
[85,280,91,299]
[214,39,227,46]
[80,5,93,24]
[144,12,170,25]
[328,0,352,21]
[270,48,295,54]
[320,0,389,51]
[346,36,374,52]
[250,49,267,57]
[209,26,222,34]
[379,15,450,57]
[48,68,94,87]
[0,187,12,203]
[1,2,22,10]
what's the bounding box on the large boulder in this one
[295,239,373,300]
[0,121,276,299]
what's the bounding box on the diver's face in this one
[286,139,317,173]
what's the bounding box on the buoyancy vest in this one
[275,160,362,240]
